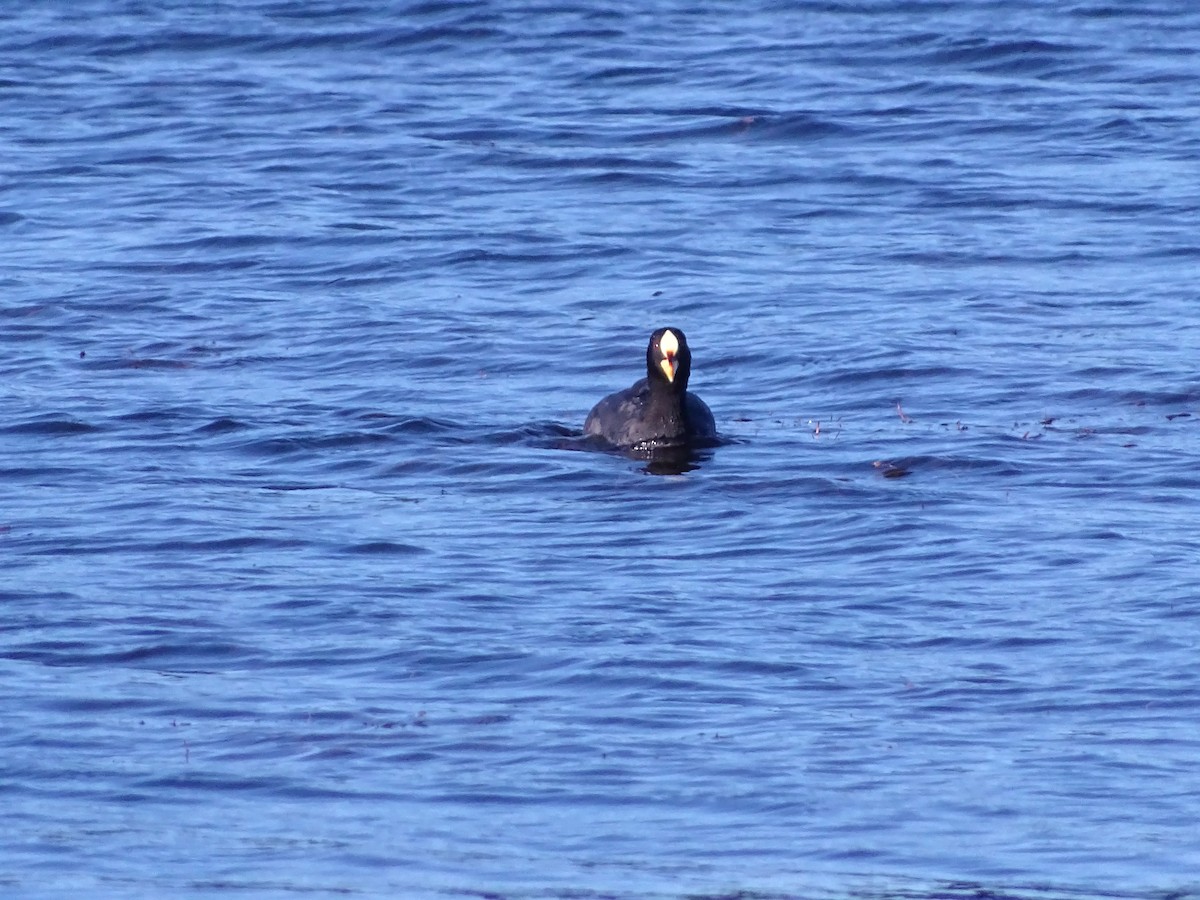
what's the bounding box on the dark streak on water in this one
[3,1,1200,898]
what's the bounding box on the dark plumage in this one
[584,327,716,449]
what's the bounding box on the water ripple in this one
[3,0,1200,897]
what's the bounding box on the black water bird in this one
[584,327,716,450]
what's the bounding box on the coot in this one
[584,327,716,449]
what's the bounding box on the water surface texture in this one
[4,1,1200,898]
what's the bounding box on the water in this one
[3,1,1200,897]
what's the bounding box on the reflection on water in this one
[636,443,716,476]
[551,427,721,475]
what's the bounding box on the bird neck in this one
[645,374,687,416]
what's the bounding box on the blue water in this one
[4,2,1200,897]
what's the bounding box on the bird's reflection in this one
[630,443,715,476]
